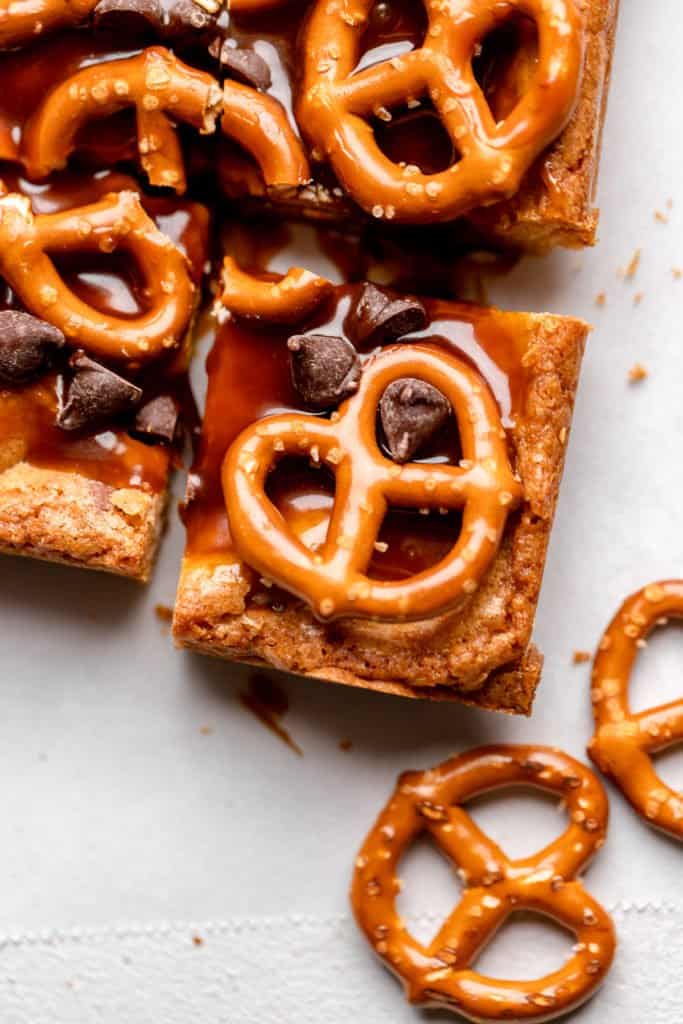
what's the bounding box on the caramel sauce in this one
[239,673,303,757]
[0,169,209,492]
[183,273,528,583]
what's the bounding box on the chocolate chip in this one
[288,334,361,411]
[131,394,180,445]
[351,283,428,346]
[379,377,450,463]
[0,310,65,386]
[215,43,272,91]
[92,0,163,34]
[163,0,217,37]
[57,351,142,432]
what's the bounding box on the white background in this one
[2,2,683,1020]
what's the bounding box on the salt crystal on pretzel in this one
[588,580,683,841]
[352,745,616,1021]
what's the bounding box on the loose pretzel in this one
[218,256,331,322]
[21,48,309,193]
[223,344,521,622]
[22,48,223,194]
[588,581,683,840]
[0,188,195,363]
[297,0,584,223]
[352,745,615,1022]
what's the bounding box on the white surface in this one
[2,3,683,1021]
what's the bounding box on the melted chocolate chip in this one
[0,310,65,386]
[163,0,217,37]
[288,334,361,411]
[214,42,272,91]
[379,377,450,463]
[352,283,428,346]
[57,351,142,432]
[131,394,180,445]
[92,0,163,34]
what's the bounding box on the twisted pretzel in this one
[21,48,309,193]
[223,344,521,622]
[588,581,683,840]
[22,48,222,194]
[0,188,195,363]
[218,257,331,322]
[297,0,584,223]
[352,745,615,1021]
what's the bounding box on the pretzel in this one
[21,48,309,193]
[352,745,615,1022]
[22,48,222,194]
[0,188,195,363]
[588,581,683,840]
[223,343,521,622]
[297,0,584,223]
[218,257,332,322]
[0,0,97,47]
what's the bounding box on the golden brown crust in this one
[173,312,587,713]
[470,0,620,251]
[0,460,165,581]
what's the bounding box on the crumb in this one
[192,935,204,947]
[595,291,606,307]
[633,292,644,306]
[154,603,173,622]
[624,249,641,280]
[666,198,674,210]
[573,650,592,664]
[673,268,682,280]
[199,725,213,735]
[654,210,669,224]
[339,739,353,752]
[628,363,648,383]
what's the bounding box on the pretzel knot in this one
[352,745,615,1022]
[21,47,309,194]
[588,581,683,840]
[297,0,584,222]
[0,189,195,363]
[223,344,521,622]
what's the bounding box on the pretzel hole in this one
[374,105,458,175]
[472,14,539,123]
[475,911,575,980]
[396,834,463,944]
[628,617,683,714]
[354,0,427,74]
[266,457,335,552]
[74,109,138,170]
[369,508,462,581]
[466,788,566,860]
[55,252,146,318]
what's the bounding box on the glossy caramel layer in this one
[0,169,209,492]
[184,280,529,584]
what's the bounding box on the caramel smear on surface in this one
[239,674,303,756]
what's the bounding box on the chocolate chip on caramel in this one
[164,0,217,37]
[92,0,163,33]
[352,283,427,346]
[288,333,361,411]
[379,377,450,463]
[0,310,65,386]
[131,394,180,445]
[213,42,272,91]
[57,351,142,432]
